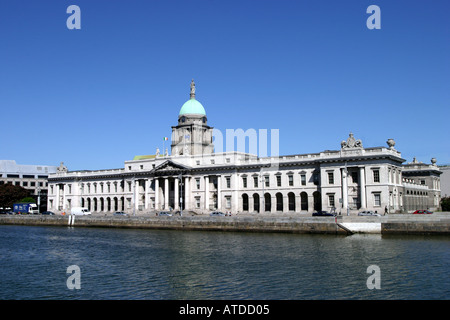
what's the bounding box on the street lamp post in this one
[37,186,41,214]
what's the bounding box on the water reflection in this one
[0,226,448,300]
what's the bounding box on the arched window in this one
[242,194,249,211]
[264,193,271,212]
[276,193,283,212]
[288,192,295,211]
[253,193,260,212]
[300,192,308,211]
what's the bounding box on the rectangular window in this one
[288,175,293,187]
[313,173,319,185]
[301,174,306,186]
[265,176,269,187]
[226,177,231,188]
[328,194,335,207]
[253,176,258,188]
[196,178,201,190]
[374,193,381,206]
[225,196,231,209]
[373,170,380,183]
[195,197,201,209]
[243,177,247,188]
[276,175,281,187]
[351,172,358,184]
[328,172,334,184]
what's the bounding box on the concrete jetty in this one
[0,212,449,235]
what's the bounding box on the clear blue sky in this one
[1,0,449,170]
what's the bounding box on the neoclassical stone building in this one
[47,81,442,214]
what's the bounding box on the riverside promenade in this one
[0,212,449,235]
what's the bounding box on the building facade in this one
[0,160,58,211]
[47,82,442,215]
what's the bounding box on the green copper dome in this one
[179,98,206,116]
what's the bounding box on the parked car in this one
[41,211,55,215]
[157,211,172,216]
[114,211,128,216]
[358,211,381,217]
[413,210,433,214]
[312,211,335,217]
[210,211,226,217]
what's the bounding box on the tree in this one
[18,197,36,204]
[440,197,450,212]
[0,184,31,208]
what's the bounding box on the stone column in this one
[62,184,66,211]
[56,184,60,211]
[359,167,366,209]
[308,194,314,213]
[217,175,221,210]
[174,177,179,210]
[154,178,160,210]
[249,195,254,213]
[184,176,190,211]
[205,176,209,211]
[233,172,239,213]
[271,194,277,213]
[342,168,348,211]
[164,178,169,210]
[295,194,301,213]
[145,179,150,210]
[135,179,139,211]
[283,194,289,213]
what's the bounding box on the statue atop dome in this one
[190,79,196,99]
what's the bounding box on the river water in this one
[0,225,448,300]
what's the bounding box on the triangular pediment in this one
[153,160,190,174]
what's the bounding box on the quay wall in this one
[0,215,346,234]
[0,213,449,235]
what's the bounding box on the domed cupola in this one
[178,79,207,125]
[171,79,214,156]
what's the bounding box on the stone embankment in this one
[0,212,449,235]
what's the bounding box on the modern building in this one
[0,160,58,211]
[47,81,442,215]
